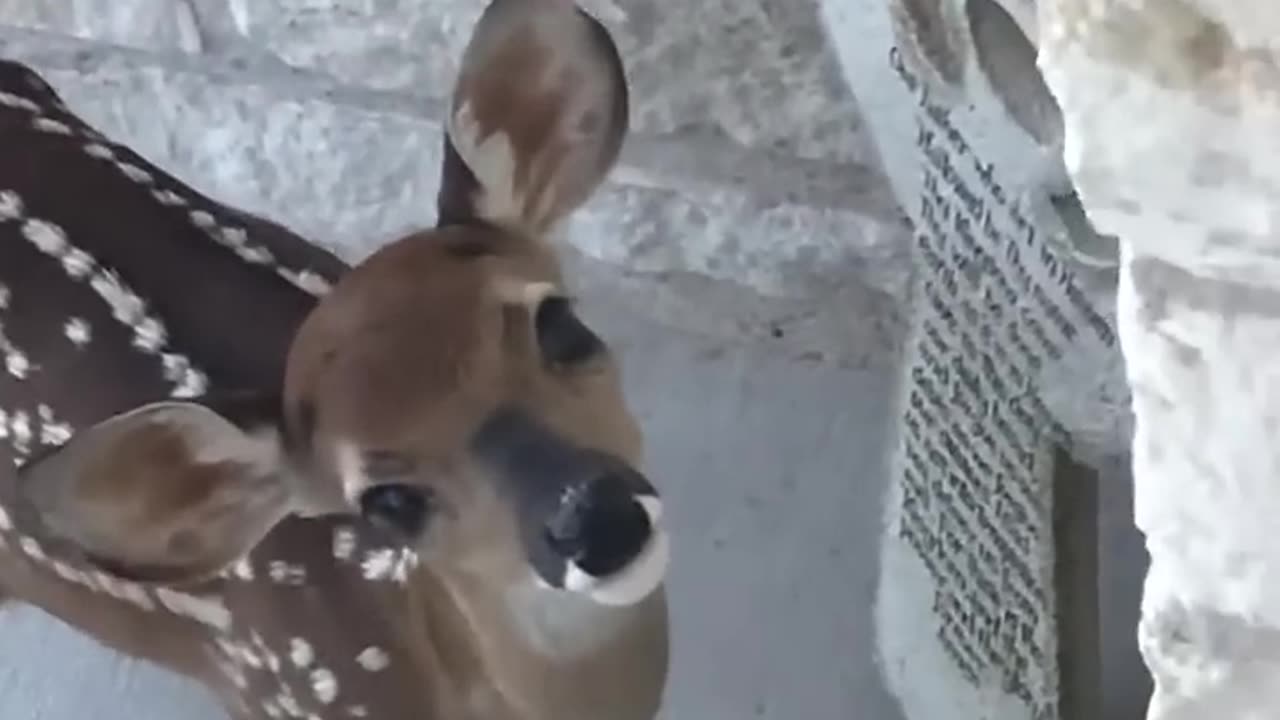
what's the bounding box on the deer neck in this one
[408,565,668,720]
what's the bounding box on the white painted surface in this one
[1039,0,1280,718]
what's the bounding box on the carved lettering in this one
[887,42,1118,720]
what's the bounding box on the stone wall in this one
[0,0,913,369]
[1039,2,1280,719]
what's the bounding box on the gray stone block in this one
[12,0,877,166]
[0,35,909,314]
[0,0,202,52]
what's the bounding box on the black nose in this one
[545,475,653,578]
[359,483,432,539]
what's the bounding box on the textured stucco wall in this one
[1040,1,1280,718]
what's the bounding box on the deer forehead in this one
[282,236,567,440]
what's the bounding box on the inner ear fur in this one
[12,399,294,585]
[437,0,629,236]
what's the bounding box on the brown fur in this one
[0,2,669,719]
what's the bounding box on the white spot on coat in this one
[290,637,315,669]
[37,404,72,447]
[51,560,81,584]
[21,219,67,255]
[19,535,44,561]
[274,688,303,718]
[189,210,215,228]
[154,587,232,630]
[310,667,339,704]
[83,143,115,160]
[232,557,255,581]
[4,352,30,379]
[9,410,32,454]
[32,116,72,135]
[61,248,93,279]
[132,316,166,352]
[361,549,396,581]
[285,270,332,297]
[269,560,306,585]
[394,547,420,582]
[245,631,281,674]
[157,353,210,398]
[64,317,91,346]
[355,646,390,672]
[216,657,249,691]
[115,162,153,184]
[0,196,210,399]
[152,189,187,207]
[0,503,11,531]
[0,190,21,220]
[360,547,418,583]
[88,571,156,611]
[0,283,9,309]
[332,527,356,561]
[0,91,38,112]
[2,330,31,379]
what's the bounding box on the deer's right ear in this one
[13,401,294,585]
[436,0,628,236]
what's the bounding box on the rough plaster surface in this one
[1038,0,1280,718]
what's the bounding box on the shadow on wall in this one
[1098,454,1154,720]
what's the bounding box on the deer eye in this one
[533,296,604,367]
[359,483,434,540]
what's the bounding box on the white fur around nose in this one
[563,495,669,607]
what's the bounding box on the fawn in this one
[0,1,670,718]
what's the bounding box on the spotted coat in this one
[0,60,434,720]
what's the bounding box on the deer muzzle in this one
[470,408,669,606]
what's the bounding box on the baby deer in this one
[0,1,670,718]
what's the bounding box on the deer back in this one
[0,55,353,688]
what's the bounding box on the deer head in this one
[12,0,668,635]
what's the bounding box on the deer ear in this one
[13,400,293,585]
[437,0,628,235]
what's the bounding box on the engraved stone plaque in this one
[822,1,1130,718]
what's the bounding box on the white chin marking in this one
[564,495,669,607]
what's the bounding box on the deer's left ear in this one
[436,0,629,236]
[13,400,294,584]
